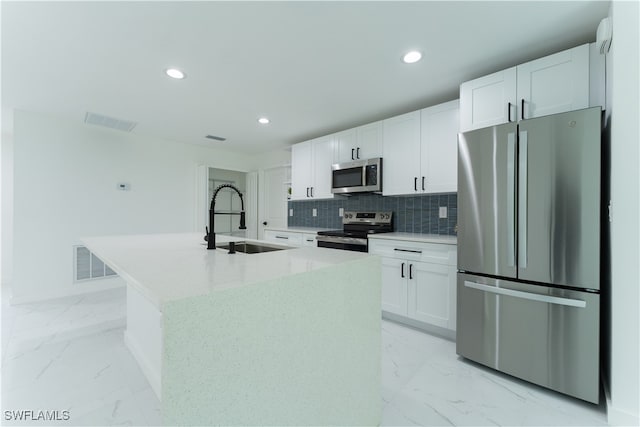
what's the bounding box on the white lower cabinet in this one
[370,238,457,332]
[407,261,456,330]
[381,257,408,315]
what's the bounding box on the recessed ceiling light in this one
[402,51,422,64]
[165,68,186,79]
[257,117,270,125]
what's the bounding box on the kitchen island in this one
[81,232,381,426]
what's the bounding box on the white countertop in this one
[263,226,333,233]
[81,232,371,309]
[368,232,457,245]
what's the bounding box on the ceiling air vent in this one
[84,112,137,132]
[205,134,227,142]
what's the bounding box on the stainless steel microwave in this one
[331,157,382,194]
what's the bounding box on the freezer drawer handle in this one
[464,281,586,308]
[394,248,422,254]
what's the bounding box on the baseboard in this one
[602,373,639,426]
[607,405,640,426]
[124,330,162,401]
[8,278,125,305]
[382,311,456,341]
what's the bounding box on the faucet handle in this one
[204,226,209,241]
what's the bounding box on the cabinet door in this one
[291,142,312,200]
[421,100,459,193]
[381,257,408,316]
[517,44,589,120]
[335,129,358,163]
[310,135,336,199]
[382,111,421,196]
[459,67,517,132]
[356,121,383,160]
[407,261,451,329]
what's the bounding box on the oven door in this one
[331,158,382,194]
[316,235,368,252]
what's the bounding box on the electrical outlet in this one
[289,209,293,217]
[439,206,448,218]
[339,208,344,217]
[312,208,317,217]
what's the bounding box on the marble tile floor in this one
[1,287,608,426]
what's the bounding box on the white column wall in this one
[608,1,640,425]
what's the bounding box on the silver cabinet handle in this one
[507,132,516,267]
[518,131,528,268]
[464,281,586,308]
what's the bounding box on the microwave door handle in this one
[362,166,367,187]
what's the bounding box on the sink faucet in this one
[206,184,247,250]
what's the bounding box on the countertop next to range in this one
[368,232,457,245]
[81,232,371,310]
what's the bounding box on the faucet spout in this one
[206,184,247,250]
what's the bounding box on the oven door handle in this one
[316,235,368,246]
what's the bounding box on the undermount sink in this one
[217,241,290,254]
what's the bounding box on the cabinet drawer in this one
[264,230,303,246]
[302,233,317,247]
[369,239,456,266]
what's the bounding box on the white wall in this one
[1,131,14,285]
[9,110,254,302]
[608,1,640,425]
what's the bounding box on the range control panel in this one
[342,211,393,224]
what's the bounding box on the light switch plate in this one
[439,206,448,218]
[312,208,317,217]
[338,208,344,217]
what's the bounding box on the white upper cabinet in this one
[291,141,312,200]
[516,45,589,120]
[290,135,336,200]
[460,68,517,132]
[383,101,459,196]
[460,43,603,132]
[311,135,336,199]
[335,121,383,163]
[382,111,422,196]
[420,100,459,194]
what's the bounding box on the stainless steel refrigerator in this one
[456,107,602,403]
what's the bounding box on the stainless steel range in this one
[316,211,393,252]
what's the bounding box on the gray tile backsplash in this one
[288,192,457,235]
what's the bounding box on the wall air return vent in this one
[84,112,137,132]
[74,245,118,282]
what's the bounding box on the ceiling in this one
[1,1,610,154]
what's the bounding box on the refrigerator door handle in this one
[464,281,586,308]
[507,132,516,267]
[518,130,528,269]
